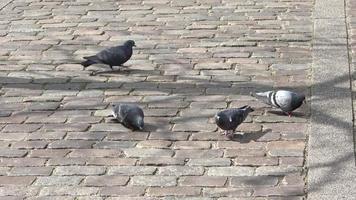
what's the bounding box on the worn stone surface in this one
[0,0,313,198]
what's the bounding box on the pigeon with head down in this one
[253,90,305,117]
[111,103,144,131]
[81,40,136,71]
[215,105,254,137]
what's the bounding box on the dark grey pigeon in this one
[215,105,254,137]
[254,90,305,117]
[81,40,136,70]
[111,103,144,131]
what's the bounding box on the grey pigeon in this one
[81,40,136,70]
[215,105,254,137]
[254,90,305,116]
[112,103,144,131]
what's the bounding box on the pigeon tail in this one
[254,91,270,97]
[81,59,96,67]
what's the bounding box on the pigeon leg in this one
[225,130,233,137]
[109,65,113,70]
[222,130,229,136]
[283,111,292,117]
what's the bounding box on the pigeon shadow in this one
[229,128,271,143]
[142,123,158,132]
[267,110,306,118]
[90,66,130,76]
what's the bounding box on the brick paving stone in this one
[48,140,94,149]
[68,149,124,158]
[253,186,305,197]
[179,176,227,187]
[99,186,146,197]
[86,158,137,166]
[157,166,204,176]
[34,176,83,186]
[202,188,253,198]
[187,158,231,166]
[147,186,202,197]
[138,157,185,166]
[0,158,46,167]
[124,148,174,158]
[130,176,177,186]
[39,186,99,196]
[29,149,70,158]
[107,166,156,175]
[53,166,106,176]
[0,176,36,185]
[230,176,279,187]
[83,176,129,186]
[9,166,53,176]
[0,0,313,198]
[175,150,223,158]
[207,167,255,176]
[0,149,28,158]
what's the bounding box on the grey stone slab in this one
[308,0,356,198]
[314,0,345,19]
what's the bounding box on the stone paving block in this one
[253,186,305,197]
[83,176,129,186]
[202,188,253,198]
[34,176,83,186]
[174,149,223,158]
[124,148,174,158]
[68,149,124,158]
[230,176,279,187]
[39,186,99,196]
[138,157,185,166]
[107,166,156,175]
[179,176,227,187]
[0,158,47,167]
[0,149,28,158]
[130,176,177,186]
[267,141,305,157]
[29,149,70,158]
[100,186,146,197]
[207,167,255,176]
[12,141,48,149]
[53,166,106,176]
[9,167,53,176]
[157,166,204,176]
[233,156,279,166]
[0,176,36,185]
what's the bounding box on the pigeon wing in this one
[96,46,131,66]
[275,90,293,111]
[225,109,245,130]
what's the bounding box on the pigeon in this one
[81,40,136,70]
[111,103,144,131]
[253,90,305,117]
[215,105,254,137]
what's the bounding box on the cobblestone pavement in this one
[0,0,313,199]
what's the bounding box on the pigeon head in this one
[124,40,136,47]
[292,93,306,109]
[214,112,228,130]
[242,105,254,113]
